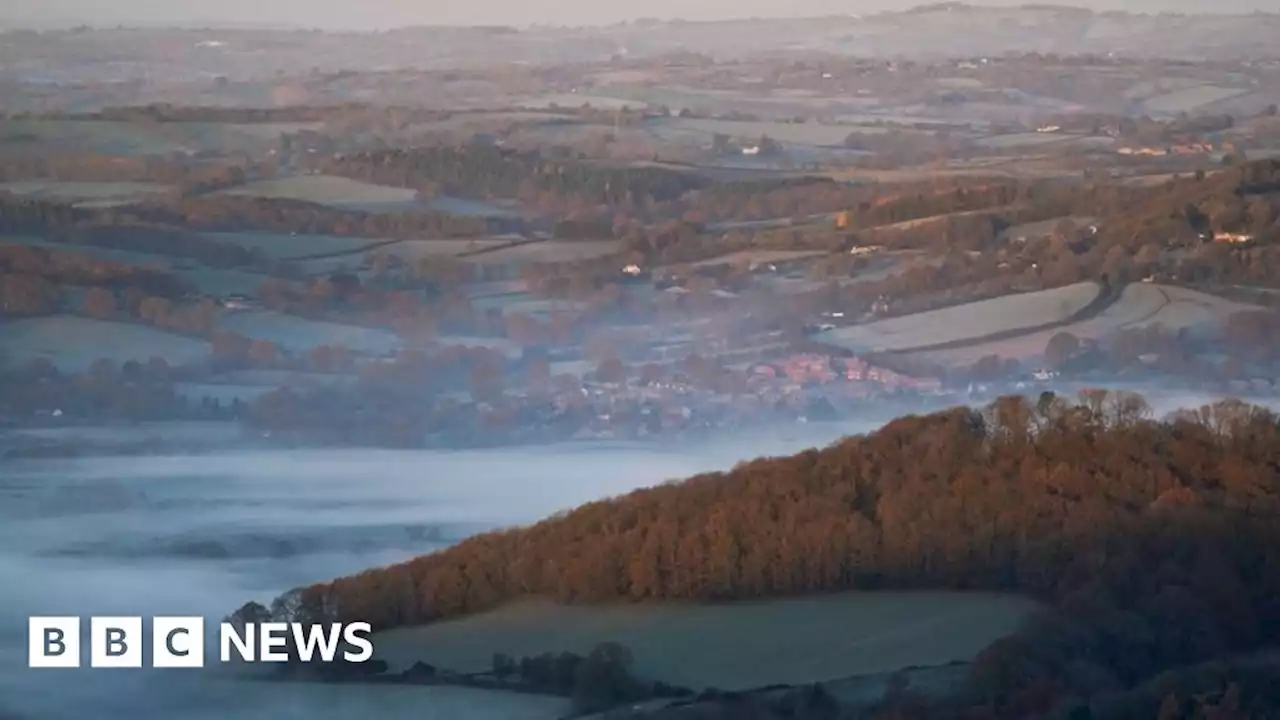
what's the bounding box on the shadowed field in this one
[375,591,1038,692]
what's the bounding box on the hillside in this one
[249,390,1280,717]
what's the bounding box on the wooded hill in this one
[253,390,1280,717]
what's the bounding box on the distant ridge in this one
[4,4,1280,34]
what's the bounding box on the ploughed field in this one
[374,591,1038,692]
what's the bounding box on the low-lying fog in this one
[2,387,1268,719]
[0,419,883,720]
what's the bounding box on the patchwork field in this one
[0,180,171,206]
[375,591,1038,691]
[650,117,882,146]
[460,240,625,265]
[998,216,1098,242]
[689,249,829,269]
[818,281,1101,354]
[0,120,316,156]
[1,315,210,373]
[974,132,1077,149]
[434,335,524,359]
[203,231,385,260]
[1141,85,1249,115]
[215,175,419,209]
[906,283,1259,367]
[218,311,401,354]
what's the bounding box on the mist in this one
[5,0,1270,32]
[0,421,882,719]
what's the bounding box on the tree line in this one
[260,390,1280,719]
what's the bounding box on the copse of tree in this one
[259,390,1280,718]
[317,144,707,206]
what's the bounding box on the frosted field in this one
[998,216,1097,241]
[217,175,419,208]
[461,240,625,265]
[435,335,524,359]
[651,117,875,146]
[974,133,1077,149]
[818,281,1100,353]
[0,120,316,156]
[0,180,171,202]
[218,311,402,354]
[376,592,1038,692]
[689,249,829,269]
[908,284,1260,367]
[1,315,210,372]
[384,238,518,260]
[1142,85,1249,115]
[203,231,385,260]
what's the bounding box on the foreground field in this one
[818,281,1100,354]
[374,591,1038,692]
[907,283,1261,367]
[1,315,210,372]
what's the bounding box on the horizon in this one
[3,0,1277,32]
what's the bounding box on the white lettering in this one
[259,622,289,662]
[220,623,254,662]
[342,623,373,663]
[290,624,343,663]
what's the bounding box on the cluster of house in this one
[1116,142,1214,156]
[748,353,944,394]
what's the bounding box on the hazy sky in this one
[5,0,1278,30]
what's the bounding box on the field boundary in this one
[877,280,1121,357]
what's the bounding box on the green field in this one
[374,591,1038,692]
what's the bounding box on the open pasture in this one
[375,591,1038,692]
[215,175,419,210]
[1141,85,1249,115]
[650,117,880,146]
[905,283,1259,367]
[974,132,1078,150]
[460,240,625,265]
[1,315,210,373]
[0,180,171,204]
[689,248,828,269]
[818,281,1100,354]
[998,216,1097,242]
[202,231,385,260]
[0,120,186,156]
[217,311,401,355]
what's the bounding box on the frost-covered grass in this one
[819,281,1100,353]
[461,240,625,265]
[203,232,383,260]
[375,591,1038,692]
[218,312,401,354]
[216,175,419,208]
[0,180,171,202]
[908,283,1259,367]
[1142,85,1249,115]
[1,315,210,372]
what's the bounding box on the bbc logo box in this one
[29,616,204,669]
[29,616,373,668]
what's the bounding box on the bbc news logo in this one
[28,617,373,668]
